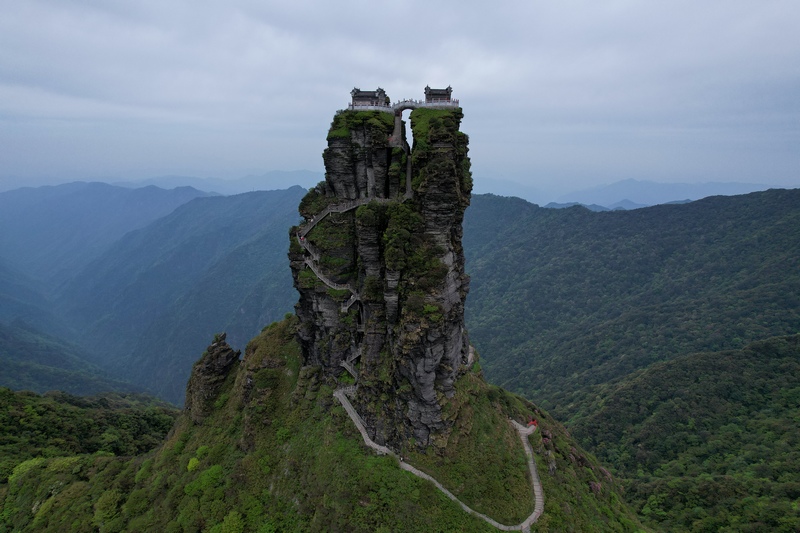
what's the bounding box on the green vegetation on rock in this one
[409,108,472,195]
[326,110,394,141]
[0,319,644,531]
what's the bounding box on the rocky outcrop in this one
[184,333,240,424]
[290,106,472,450]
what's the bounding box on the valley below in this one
[1,176,798,531]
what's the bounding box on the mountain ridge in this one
[0,182,212,288]
[463,187,800,418]
[54,186,306,401]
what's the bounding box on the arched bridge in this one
[344,98,461,115]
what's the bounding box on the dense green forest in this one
[463,189,800,420]
[0,387,178,485]
[0,320,643,532]
[460,189,800,530]
[0,321,138,397]
[570,335,800,531]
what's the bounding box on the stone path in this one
[296,191,412,312]
[510,421,545,529]
[303,258,353,292]
[333,388,544,531]
[301,166,544,529]
[298,196,395,238]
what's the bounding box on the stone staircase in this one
[511,421,546,527]
[297,180,416,389]
[340,359,359,380]
[296,191,414,322]
[298,196,395,238]
[303,258,352,292]
[341,292,359,312]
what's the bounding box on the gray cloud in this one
[1,0,798,194]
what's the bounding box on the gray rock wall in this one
[290,108,472,450]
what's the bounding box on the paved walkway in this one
[510,421,545,528]
[333,388,544,531]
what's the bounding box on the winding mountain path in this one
[301,170,545,528]
[333,388,544,531]
[296,192,411,311]
[298,196,395,238]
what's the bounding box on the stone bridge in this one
[343,98,461,115]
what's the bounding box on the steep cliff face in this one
[289,107,473,449]
[184,333,240,425]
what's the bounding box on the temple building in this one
[424,86,453,103]
[350,87,389,107]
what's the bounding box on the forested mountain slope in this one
[463,189,800,419]
[0,260,66,337]
[0,321,138,397]
[571,335,800,531]
[0,387,177,485]
[0,182,211,288]
[0,320,643,532]
[56,187,306,402]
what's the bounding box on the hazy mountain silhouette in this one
[54,187,306,401]
[115,169,322,195]
[556,178,773,207]
[0,182,211,288]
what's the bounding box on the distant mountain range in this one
[114,170,323,195]
[463,188,800,418]
[2,181,797,408]
[5,172,779,209]
[0,182,212,288]
[553,178,776,207]
[458,176,781,209]
[0,183,304,399]
[0,320,139,396]
[2,182,799,530]
[54,187,306,402]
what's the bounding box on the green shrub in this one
[184,464,224,497]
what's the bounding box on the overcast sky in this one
[2,0,799,195]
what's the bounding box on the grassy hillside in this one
[463,189,800,419]
[0,319,644,532]
[570,335,800,531]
